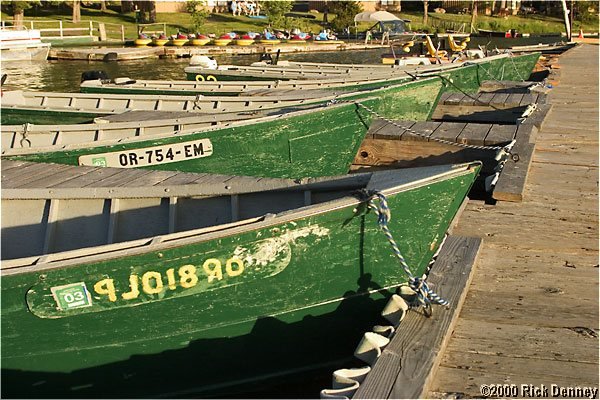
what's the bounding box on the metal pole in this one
[560,0,571,41]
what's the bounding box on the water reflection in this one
[1,49,383,93]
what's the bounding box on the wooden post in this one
[121,25,125,41]
[59,20,63,38]
[89,20,93,36]
[470,0,478,33]
[98,23,107,41]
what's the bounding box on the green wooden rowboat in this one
[1,160,481,398]
[183,53,540,86]
[80,74,415,97]
[1,78,443,178]
[1,76,440,126]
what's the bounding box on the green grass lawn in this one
[0,5,597,41]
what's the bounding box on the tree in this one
[186,0,210,32]
[121,0,134,12]
[423,0,428,26]
[262,0,292,20]
[134,1,156,23]
[470,0,477,32]
[8,1,40,28]
[72,0,81,23]
[329,1,362,34]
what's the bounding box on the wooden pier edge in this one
[353,235,482,399]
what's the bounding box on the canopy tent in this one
[353,11,401,23]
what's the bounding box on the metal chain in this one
[365,190,449,315]
[20,123,32,148]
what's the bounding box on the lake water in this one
[1,48,384,92]
[1,33,561,92]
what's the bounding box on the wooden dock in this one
[427,43,599,397]
[331,43,598,399]
[48,42,387,61]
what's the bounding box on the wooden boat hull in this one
[1,162,481,397]
[80,75,414,97]
[2,77,443,126]
[2,98,382,178]
[183,53,540,83]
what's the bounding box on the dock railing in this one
[0,19,126,41]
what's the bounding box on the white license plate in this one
[78,139,213,168]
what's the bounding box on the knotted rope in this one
[365,190,449,313]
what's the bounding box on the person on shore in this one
[231,0,238,16]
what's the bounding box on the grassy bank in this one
[1,5,597,41]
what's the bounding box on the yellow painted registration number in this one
[94,257,244,302]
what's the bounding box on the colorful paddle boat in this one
[134,33,152,46]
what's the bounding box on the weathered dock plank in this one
[427,43,599,398]
[353,236,482,399]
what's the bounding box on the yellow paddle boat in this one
[191,38,211,46]
[214,38,232,46]
[258,39,281,45]
[235,39,255,46]
[134,38,152,46]
[170,38,189,46]
[152,37,169,46]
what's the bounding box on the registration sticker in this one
[78,139,213,168]
[51,282,93,310]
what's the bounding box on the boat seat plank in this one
[157,172,210,186]
[519,92,537,105]
[493,125,537,202]
[472,92,495,106]
[10,163,76,188]
[49,167,125,188]
[366,119,393,138]
[484,125,517,145]
[353,235,482,399]
[88,169,157,188]
[1,162,60,187]
[377,121,415,140]
[120,170,181,187]
[0,160,30,174]
[429,122,467,142]
[440,92,465,105]
[506,93,525,106]
[490,92,510,105]
[401,121,443,142]
[479,80,539,92]
[456,123,492,146]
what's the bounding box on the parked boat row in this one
[79,52,540,98]
[0,49,541,397]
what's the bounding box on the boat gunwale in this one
[0,162,481,275]
[0,95,378,155]
[2,76,443,155]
